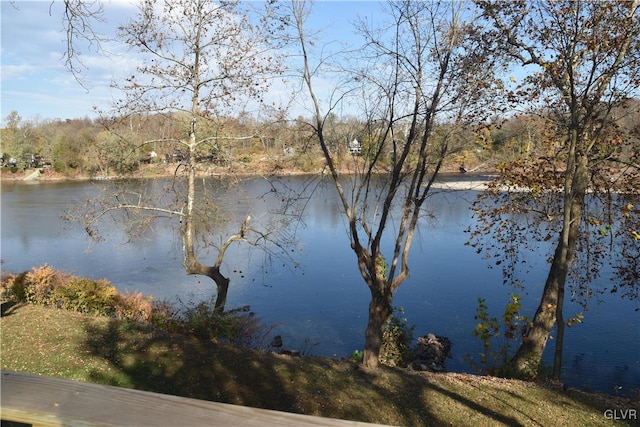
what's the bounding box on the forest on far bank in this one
[3,100,638,179]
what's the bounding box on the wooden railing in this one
[1,371,387,427]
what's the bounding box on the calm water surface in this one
[1,176,638,395]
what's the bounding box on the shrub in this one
[115,292,154,323]
[2,265,139,320]
[174,300,274,349]
[52,278,119,316]
[2,265,276,350]
[224,306,276,349]
[467,294,534,378]
[380,307,415,367]
[24,264,63,305]
[187,301,234,339]
[1,271,29,301]
[149,299,182,331]
[349,349,364,363]
[184,300,225,339]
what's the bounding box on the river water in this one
[1,176,638,395]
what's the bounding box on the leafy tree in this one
[289,0,496,368]
[1,111,24,163]
[52,135,83,173]
[472,0,640,379]
[1,111,49,169]
[78,0,289,312]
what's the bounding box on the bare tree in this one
[288,0,495,368]
[473,0,640,380]
[79,0,288,312]
[61,0,106,81]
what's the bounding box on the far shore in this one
[0,162,497,187]
[430,180,493,191]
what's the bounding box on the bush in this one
[149,299,182,331]
[115,292,154,323]
[52,278,119,316]
[466,294,534,378]
[380,307,415,367]
[1,265,148,321]
[175,300,273,349]
[1,271,29,301]
[225,307,275,349]
[349,349,364,362]
[23,264,66,305]
[1,265,274,350]
[184,300,227,340]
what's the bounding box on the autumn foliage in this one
[1,264,273,349]
[1,265,153,322]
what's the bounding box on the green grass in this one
[2,301,638,426]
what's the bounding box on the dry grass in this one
[2,302,638,426]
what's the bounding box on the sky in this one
[1,1,385,124]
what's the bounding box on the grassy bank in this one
[1,302,637,426]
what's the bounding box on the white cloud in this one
[1,88,102,121]
[1,1,384,121]
[1,64,38,81]
[0,0,135,120]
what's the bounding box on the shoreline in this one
[7,170,632,194]
[430,179,493,191]
[1,164,496,187]
[1,176,496,192]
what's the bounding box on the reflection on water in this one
[1,176,638,396]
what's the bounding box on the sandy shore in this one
[431,180,492,191]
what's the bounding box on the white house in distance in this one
[348,138,362,156]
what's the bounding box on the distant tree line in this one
[4,104,637,177]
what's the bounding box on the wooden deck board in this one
[1,371,389,427]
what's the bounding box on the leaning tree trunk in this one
[362,286,393,368]
[185,258,231,313]
[510,153,588,379]
[553,273,566,380]
[509,244,570,378]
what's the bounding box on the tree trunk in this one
[362,289,392,369]
[212,273,230,313]
[181,115,230,314]
[185,260,230,313]
[509,252,566,378]
[553,278,565,380]
[510,154,588,379]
